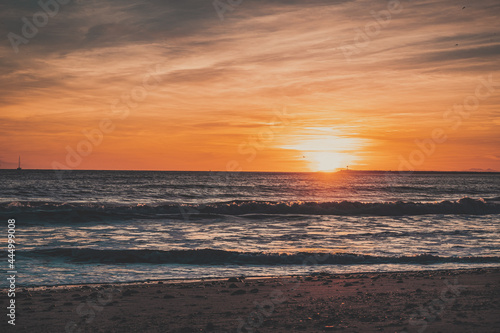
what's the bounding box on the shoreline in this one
[2,267,499,332]
[6,265,500,290]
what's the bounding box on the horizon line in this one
[1,169,499,173]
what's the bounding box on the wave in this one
[21,248,500,265]
[1,197,499,224]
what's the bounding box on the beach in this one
[2,267,499,332]
[1,171,499,332]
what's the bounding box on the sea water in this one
[0,170,499,286]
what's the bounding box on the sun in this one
[279,130,363,172]
[304,151,353,172]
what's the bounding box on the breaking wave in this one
[21,248,500,265]
[1,197,499,224]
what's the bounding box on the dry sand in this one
[2,267,499,332]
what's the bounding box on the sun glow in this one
[280,131,364,172]
[304,151,354,172]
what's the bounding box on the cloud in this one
[419,44,500,63]
[1,0,499,170]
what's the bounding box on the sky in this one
[1,0,499,172]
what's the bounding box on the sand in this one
[2,267,499,332]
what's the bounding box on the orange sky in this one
[1,0,499,172]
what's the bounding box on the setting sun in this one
[280,131,364,172]
[304,151,354,172]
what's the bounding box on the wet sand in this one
[2,267,499,332]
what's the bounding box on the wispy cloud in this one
[0,0,499,170]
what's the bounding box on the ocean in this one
[1,170,499,287]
